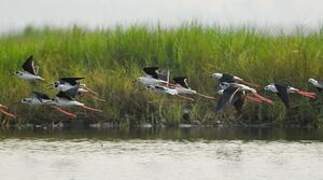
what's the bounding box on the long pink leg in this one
[52,107,77,118]
[81,105,103,112]
[196,93,216,100]
[85,93,106,102]
[253,93,273,105]
[297,90,317,99]
[246,95,263,104]
[84,87,99,96]
[0,108,16,118]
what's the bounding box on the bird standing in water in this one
[15,55,44,82]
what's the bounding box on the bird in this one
[264,83,317,108]
[0,104,16,118]
[215,83,272,113]
[15,55,44,81]
[49,77,103,101]
[308,78,323,92]
[137,67,172,87]
[172,76,216,100]
[212,73,260,89]
[21,91,77,118]
[51,87,103,116]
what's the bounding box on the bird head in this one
[308,78,318,85]
[211,73,223,80]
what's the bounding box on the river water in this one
[0,128,323,180]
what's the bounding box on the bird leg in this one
[196,93,217,100]
[0,108,16,118]
[83,86,99,96]
[82,92,106,102]
[0,104,8,109]
[296,90,317,99]
[52,107,77,118]
[81,105,103,112]
[253,93,273,105]
[246,95,263,104]
[175,95,195,101]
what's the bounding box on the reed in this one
[1,25,323,127]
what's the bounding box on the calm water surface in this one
[0,128,323,180]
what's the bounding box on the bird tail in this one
[296,90,317,99]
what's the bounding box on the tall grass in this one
[1,25,323,127]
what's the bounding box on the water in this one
[1,128,323,180]
[1,0,323,34]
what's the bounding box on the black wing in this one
[215,86,240,112]
[232,91,245,113]
[173,76,189,88]
[275,84,290,108]
[60,77,84,86]
[219,73,235,83]
[143,67,159,79]
[32,91,51,101]
[56,91,74,101]
[22,55,36,75]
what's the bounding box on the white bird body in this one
[53,98,84,107]
[212,73,242,81]
[148,85,178,96]
[264,84,299,94]
[16,71,44,81]
[308,78,323,89]
[21,97,52,106]
[174,86,197,95]
[138,76,168,86]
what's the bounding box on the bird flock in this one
[0,56,322,120]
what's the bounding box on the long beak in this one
[196,93,216,100]
[296,90,317,99]
[175,95,194,101]
[81,105,103,112]
[52,107,77,118]
[0,109,16,118]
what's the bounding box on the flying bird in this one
[15,55,44,81]
[137,67,172,87]
[172,76,216,100]
[212,73,260,89]
[264,83,316,108]
[215,83,272,113]
[49,77,104,101]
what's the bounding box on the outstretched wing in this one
[275,84,290,108]
[143,67,159,79]
[60,77,84,86]
[173,76,189,88]
[32,91,50,101]
[215,86,240,112]
[22,55,37,75]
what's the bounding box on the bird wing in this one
[60,77,84,86]
[32,91,50,101]
[219,73,235,83]
[56,91,74,101]
[215,86,240,112]
[275,84,290,108]
[232,91,245,113]
[22,55,37,75]
[143,67,159,79]
[173,76,189,88]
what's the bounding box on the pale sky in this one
[1,0,323,33]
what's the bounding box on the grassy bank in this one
[1,25,323,127]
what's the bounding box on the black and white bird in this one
[15,55,44,81]
[21,91,52,105]
[0,104,15,118]
[308,78,323,92]
[49,77,103,101]
[264,83,317,108]
[215,83,272,113]
[21,91,77,118]
[212,73,259,90]
[137,67,171,87]
[51,87,103,115]
[172,76,216,100]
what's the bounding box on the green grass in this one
[1,24,323,127]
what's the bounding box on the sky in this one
[1,0,323,33]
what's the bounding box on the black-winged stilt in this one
[15,55,44,81]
